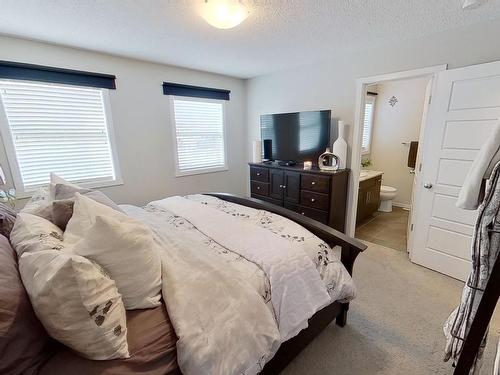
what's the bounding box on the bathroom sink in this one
[359,170,383,182]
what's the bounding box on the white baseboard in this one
[393,202,411,210]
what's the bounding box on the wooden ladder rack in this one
[454,226,500,375]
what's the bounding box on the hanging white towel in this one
[456,121,500,210]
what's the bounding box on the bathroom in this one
[355,77,430,252]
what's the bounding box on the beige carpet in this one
[282,242,500,375]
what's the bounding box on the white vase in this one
[332,120,347,169]
[252,140,262,163]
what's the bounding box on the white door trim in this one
[347,64,448,236]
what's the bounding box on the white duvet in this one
[122,194,356,375]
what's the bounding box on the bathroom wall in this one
[369,77,429,207]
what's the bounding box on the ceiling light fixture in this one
[462,0,484,9]
[200,0,249,29]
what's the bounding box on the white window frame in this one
[361,95,376,155]
[0,80,123,198]
[169,95,228,177]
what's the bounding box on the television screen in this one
[260,110,331,163]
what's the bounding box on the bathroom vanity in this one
[357,170,383,223]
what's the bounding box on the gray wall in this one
[246,19,500,196]
[0,36,247,206]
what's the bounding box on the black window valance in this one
[163,82,230,100]
[0,61,116,89]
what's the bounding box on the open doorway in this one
[346,65,447,255]
[354,78,430,252]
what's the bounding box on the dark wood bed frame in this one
[206,193,367,374]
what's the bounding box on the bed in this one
[0,191,366,375]
[206,194,366,374]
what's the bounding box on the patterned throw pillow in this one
[10,213,64,257]
[0,202,17,239]
[19,250,129,360]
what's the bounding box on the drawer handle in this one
[282,185,286,189]
[311,181,316,185]
[301,212,305,215]
[311,198,315,202]
[279,184,283,188]
[257,173,261,176]
[257,186,261,190]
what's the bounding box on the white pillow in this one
[65,193,162,310]
[10,213,64,257]
[19,250,129,360]
[49,173,90,200]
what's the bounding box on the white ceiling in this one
[1,0,500,78]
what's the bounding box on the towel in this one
[444,160,500,373]
[456,122,500,210]
[407,141,418,169]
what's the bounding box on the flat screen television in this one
[260,110,331,164]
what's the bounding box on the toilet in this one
[379,185,398,212]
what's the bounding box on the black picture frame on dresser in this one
[249,162,349,232]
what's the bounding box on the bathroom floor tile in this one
[355,207,409,252]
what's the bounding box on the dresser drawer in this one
[300,190,330,211]
[301,174,330,193]
[298,206,329,225]
[250,166,269,182]
[251,181,269,196]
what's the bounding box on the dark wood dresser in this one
[249,163,349,232]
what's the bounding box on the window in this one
[0,79,121,194]
[361,95,376,154]
[170,96,227,176]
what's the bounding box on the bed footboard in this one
[205,193,366,373]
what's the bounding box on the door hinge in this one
[419,163,422,172]
[428,95,432,105]
[411,224,414,231]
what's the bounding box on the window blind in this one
[163,82,230,100]
[0,80,117,190]
[0,61,116,89]
[362,97,375,153]
[172,98,226,174]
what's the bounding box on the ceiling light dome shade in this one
[463,0,484,9]
[201,0,249,29]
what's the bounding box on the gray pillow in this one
[0,203,17,238]
[51,200,74,231]
[52,191,124,231]
[53,183,91,200]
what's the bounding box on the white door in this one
[411,61,500,281]
[407,78,433,254]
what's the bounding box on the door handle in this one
[423,182,433,189]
